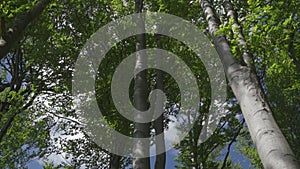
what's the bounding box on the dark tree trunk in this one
[109,154,121,169]
[133,0,151,169]
[153,35,166,169]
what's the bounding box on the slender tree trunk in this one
[0,0,51,59]
[0,50,25,142]
[109,154,121,169]
[153,113,166,169]
[288,31,300,71]
[200,0,300,168]
[153,35,166,169]
[223,0,252,67]
[0,90,36,143]
[133,0,150,169]
[0,112,17,142]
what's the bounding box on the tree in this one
[199,0,300,168]
[0,0,299,168]
[153,35,166,169]
[133,0,151,168]
[0,0,116,168]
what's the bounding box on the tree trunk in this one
[0,0,51,59]
[109,154,121,169]
[223,0,252,67]
[0,112,17,142]
[153,35,166,169]
[133,0,151,169]
[200,0,300,168]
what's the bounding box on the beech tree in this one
[0,0,299,168]
[199,0,300,168]
[133,0,151,168]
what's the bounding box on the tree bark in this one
[200,0,300,168]
[133,0,151,169]
[0,0,51,59]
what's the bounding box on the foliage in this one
[0,0,299,168]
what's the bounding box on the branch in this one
[0,111,17,142]
[0,89,36,142]
[0,0,51,59]
[47,111,81,125]
[221,119,245,169]
[288,31,300,71]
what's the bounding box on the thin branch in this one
[288,31,300,71]
[47,111,81,125]
[0,89,35,142]
[0,111,17,142]
[221,119,245,169]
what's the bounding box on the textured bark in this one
[133,0,150,169]
[0,0,51,59]
[200,0,300,168]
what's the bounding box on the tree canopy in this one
[0,0,299,168]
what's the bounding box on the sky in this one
[26,145,250,168]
